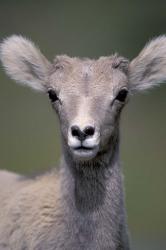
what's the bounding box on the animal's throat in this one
[74,168,108,213]
[61,132,120,213]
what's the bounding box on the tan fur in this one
[129,35,166,91]
[0,35,51,91]
[0,171,21,208]
[0,171,65,249]
[0,35,166,249]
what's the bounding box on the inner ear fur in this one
[129,35,166,92]
[0,35,51,91]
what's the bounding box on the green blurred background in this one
[0,0,166,249]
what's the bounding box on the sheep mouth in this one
[71,145,99,160]
[75,146,94,151]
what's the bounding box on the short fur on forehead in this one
[97,55,129,75]
[52,54,129,75]
[1,34,166,93]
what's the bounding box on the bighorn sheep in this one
[0,35,166,250]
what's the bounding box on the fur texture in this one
[0,35,51,91]
[0,35,166,250]
[129,35,166,91]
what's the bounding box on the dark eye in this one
[48,89,59,103]
[115,88,128,102]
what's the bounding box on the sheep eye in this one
[115,88,128,102]
[48,89,59,103]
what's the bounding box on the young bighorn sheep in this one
[0,35,166,250]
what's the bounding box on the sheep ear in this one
[129,35,166,93]
[0,35,51,92]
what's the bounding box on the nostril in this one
[71,125,95,141]
[71,126,80,137]
[84,126,95,137]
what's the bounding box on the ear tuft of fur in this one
[0,35,51,91]
[129,35,166,92]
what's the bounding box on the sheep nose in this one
[71,125,95,141]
